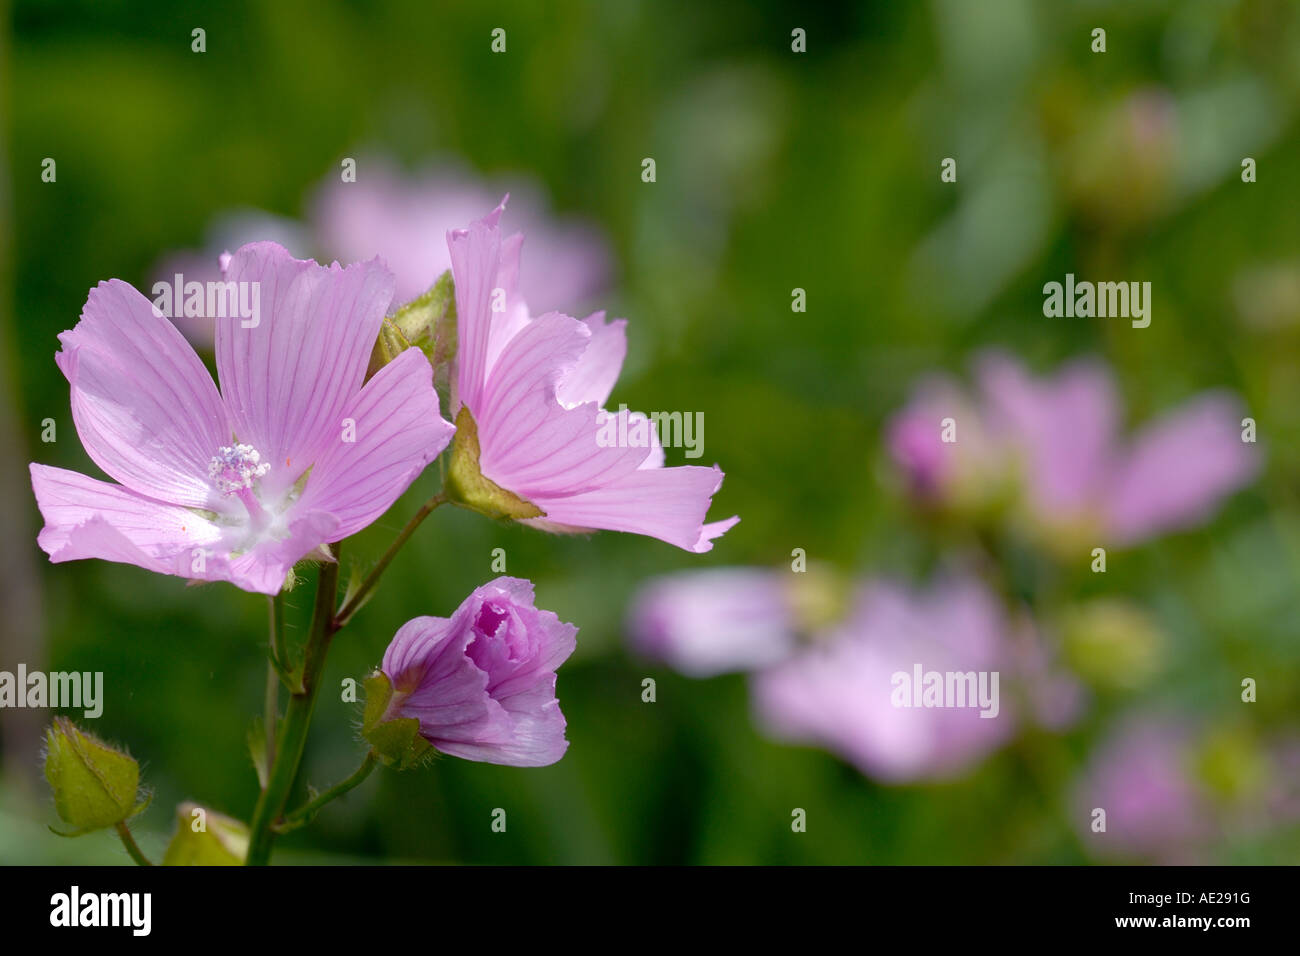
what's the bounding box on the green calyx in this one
[361,671,431,770]
[444,406,545,520]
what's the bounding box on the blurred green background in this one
[2,0,1299,864]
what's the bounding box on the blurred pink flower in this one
[1071,716,1212,861]
[447,200,737,552]
[148,210,310,349]
[313,158,611,310]
[888,351,1259,547]
[31,243,453,594]
[751,575,1022,783]
[886,376,1002,509]
[629,568,796,677]
[381,576,578,767]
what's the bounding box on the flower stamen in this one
[209,443,271,495]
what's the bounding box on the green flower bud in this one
[1061,599,1163,690]
[162,802,248,865]
[1194,728,1269,803]
[44,717,145,833]
[368,270,457,379]
[361,670,431,769]
[786,562,851,636]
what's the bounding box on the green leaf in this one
[340,561,372,620]
[247,718,269,789]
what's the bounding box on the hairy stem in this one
[263,659,278,777]
[114,821,153,866]
[245,550,341,865]
[244,487,450,862]
[264,591,288,768]
[335,492,446,628]
[275,751,378,833]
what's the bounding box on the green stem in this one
[114,821,153,866]
[269,590,287,669]
[335,492,446,628]
[263,659,278,777]
[267,589,301,693]
[264,591,286,767]
[275,751,378,833]
[245,550,341,865]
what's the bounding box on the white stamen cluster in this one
[208,443,271,495]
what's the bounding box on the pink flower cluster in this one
[632,567,1079,783]
[31,200,736,767]
[629,353,1260,790]
[887,351,1258,549]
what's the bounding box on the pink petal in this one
[477,314,650,496]
[630,568,794,677]
[525,464,736,553]
[448,200,507,413]
[454,685,569,766]
[55,280,230,509]
[483,231,534,374]
[752,577,1014,783]
[557,312,627,408]
[697,516,741,550]
[978,352,1119,518]
[381,616,518,762]
[216,242,395,501]
[222,510,341,595]
[31,463,221,574]
[381,577,577,767]
[1107,393,1258,544]
[31,463,338,595]
[297,348,453,539]
[885,376,968,498]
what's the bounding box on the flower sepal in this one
[361,670,431,770]
[445,407,545,520]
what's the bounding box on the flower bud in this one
[1061,599,1163,690]
[379,576,577,767]
[43,717,144,832]
[368,269,457,378]
[161,802,248,865]
[1194,727,1269,803]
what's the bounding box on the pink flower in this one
[30,243,455,595]
[380,576,578,767]
[630,568,797,677]
[313,158,611,311]
[149,209,310,349]
[886,375,1004,510]
[1071,716,1211,861]
[888,351,1258,547]
[751,575,1020,783]
[445,201,737,552]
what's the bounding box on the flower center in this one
[208,443,271,495]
